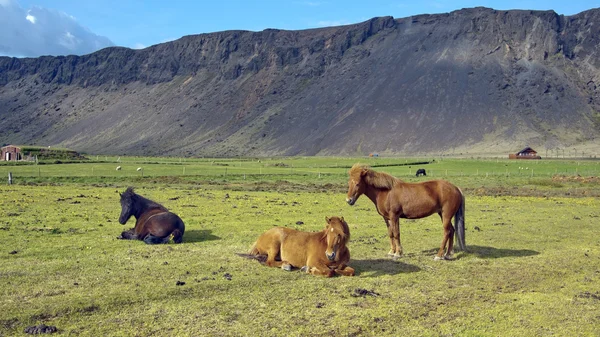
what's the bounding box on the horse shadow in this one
[183,229,221,243]
[465,245,539,258]
[352,258,421,277]
[421,245,539,259]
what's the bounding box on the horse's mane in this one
[322,217,351,244]
[122,187,168,211]
[349,164,400,190]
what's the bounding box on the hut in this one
[509,146,541,159]
[1,145,86,162]
[1,145,22,161]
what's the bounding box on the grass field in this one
[1,157,599,336]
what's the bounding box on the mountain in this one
[1,7,599,157]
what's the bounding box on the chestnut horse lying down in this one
[248,216,355,277]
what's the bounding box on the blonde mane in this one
[349,163,400,190]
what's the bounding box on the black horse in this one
[415,168,427,177]
[118,187,185,244]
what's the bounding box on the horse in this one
[118,187,185,244]
[415,168,427,177]
[247,216,355,277]
[346,164,465,260]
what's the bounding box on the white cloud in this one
[301,1,324,6]
[292,1,325,6]
[316,20,351,27]
[0,0,113,57]
[25,12,35,24]
[132,42,146,50]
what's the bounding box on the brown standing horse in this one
[247,216,355,277]
[346,164,465,260]
[118,187,185,244]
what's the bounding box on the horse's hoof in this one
[300,266,309,273]
[281,263,292,271]
[444,255,455,261]
[433,256,444,261]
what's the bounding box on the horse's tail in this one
[237,243,267,264]
[248,242,259,255]
[454,188,466,251]
[171,228,184,244]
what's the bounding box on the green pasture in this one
[0,157,599,336]
[1,156,599,182]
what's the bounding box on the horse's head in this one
[346,164,368,206]
[324,216,350,261]
[118,187,136,224]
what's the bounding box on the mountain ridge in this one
[1,7,599,157]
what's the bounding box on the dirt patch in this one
[352,288,380,297]
[552,175,600,183]
[576,291,600,301]
[24,324,58,334]
[0,318,19,330]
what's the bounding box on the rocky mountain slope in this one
[1,7,599,157]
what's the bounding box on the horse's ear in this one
[325,216,331,223]
[360,168,368,177]
[341,216,345,222]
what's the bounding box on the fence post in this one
[8,172,12,185]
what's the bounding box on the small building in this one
[1,145,86,162]
[509,146,541,159]
[1,145,22,161]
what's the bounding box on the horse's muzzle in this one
[346,197,356,206]
[326,252,336,261]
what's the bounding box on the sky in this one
[1,0,599,57]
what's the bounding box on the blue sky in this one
[1,0,599,57]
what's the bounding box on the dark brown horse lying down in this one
[248,216,355,277]
[118,187,185,244]
[346,164,465,260]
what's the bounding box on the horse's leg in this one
[435,212,455,260]
[385,219,397,256]
[119,229,138,240]
[333,265,355,276]
[264,246,284,268]
[143,234,170,244]
[445,217,455,259]
[306,262,335,277]
[390,215,403,258]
